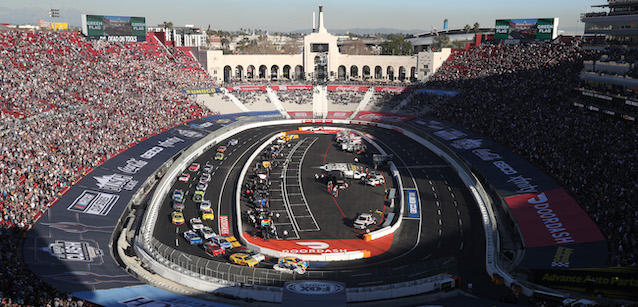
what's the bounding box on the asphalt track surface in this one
[151,124,493,289]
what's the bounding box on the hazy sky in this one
[1,0,604,32]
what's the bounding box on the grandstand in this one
[2,4,638,304]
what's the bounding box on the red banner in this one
[327,85,370,92]
[243,233,393,257]
[375,86,410,93]
[352,111,415,123]
[326,111,353,119]
[504,189,606,248]
[271,85,313,91]
[288,111,313,119]
[227,86,267,92]
[219,215,230,235]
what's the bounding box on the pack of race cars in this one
[170,139,308,274]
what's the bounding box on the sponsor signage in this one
[504,189,605,248]
[495,18,557,41]
[326,111,352,119]
[219,215,230,235]
[46,240,103,262]
[271,85,313,91]
[242,233,393,256]
[81,14,146,42]
[289,111,314,119]
[327,85,370,92]
[406,189,419,218]
[375,86,410,93]
[285,281,345,295]
[532,267,638,300]
[226,86,267,92]
[68,190,119,216]
[283,280,347,307]
[352,111,415,123]
[182,87,221,95]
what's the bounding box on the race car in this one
[172,201,184,211]
[172,189,184,202]
[203,242,225,257]
[216,146,227,153]
[203,163,214,173]
[199,200,212,211]
[273,262,306,275]
[190,217,204,230]
[242,249,265,262]
[225,236,242,249]
[200,173,211,183]
[171,211,185,225]
[227,139,238,146]
[229,253,259,268]
[189,162,200,172]
[201,208,214,221]
[183,230,202,245]
[278,257,309,270]
[211,236,233,250]
[193,190,205,203]
[199,226,217,240]
[353,213,377,229]
[214,152,224,160]
[196,182,208,191]
[178,173,190,182]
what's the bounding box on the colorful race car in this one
[183,230,202,245]
[190,217,204,230]
[178,173,190,182]
[211,236,233,250]
[227,139,238,146]
[225,236,242,249]
[199,200,212,211]
[200,173,211,183]
[214,152,224,160]
[196,182,208,191]
[216,146,227,153]
[273,262,306,275]
[189,162,200,172]
[203,242,225,257]
[172,201,184,211]
[202,208,214,221]
[242,249,265,262]
[171,211,185,225]
[229,253,259,268]
[193,190,205,203]
[203,163,214,173]
[199,226,217,240]
[278,257,309,270]
[172,189,184,202]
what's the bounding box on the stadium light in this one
[49,9,60,18]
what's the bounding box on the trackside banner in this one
[504,189,605,248]
[226,86,267,92]
[375,86,411,93]
[182,87,222,95]
[271,85,313,91]
[327,85,370,92]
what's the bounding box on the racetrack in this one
[150,123,486,287]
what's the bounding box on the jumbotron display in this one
[494,18,558,41]
[81,14,146,42]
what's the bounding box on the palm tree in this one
[162,21,173,41]
[464,24,471,42]
[473,22,480,34]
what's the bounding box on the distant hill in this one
[287,28,424,35]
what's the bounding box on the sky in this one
[0,0,605,33]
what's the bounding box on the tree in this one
[162,21,173,41]
[341,39,372,55]
[473,22,480,34]
[464,24,471,41]
[380,34,413,55]
[431,34,450,51]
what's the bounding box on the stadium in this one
[2,2,638,307]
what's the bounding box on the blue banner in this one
[406,189,419,218]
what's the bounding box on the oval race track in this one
[150,123,486,287]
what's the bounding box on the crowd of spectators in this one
[230,90,271,105]
[327,91,364,105]
[398,92,453,116]
[277,89,312,104]
[423,40,638,266]
[0,30,214,305]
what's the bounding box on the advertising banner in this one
[494,18,557,41]
[271,85,313,91]
[375,86,410,93]
[504,188,606,248]
[406,189,419,218]
[81,15,146,42]
[326,111,353,120]
[182,87,222,95]
[532,267,638,300]
[327,85,370,92]
[352,111,415,123]
[289,111,314,119]
[226,86,267,92]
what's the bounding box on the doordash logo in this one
[281,242,347,254]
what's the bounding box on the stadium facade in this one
[203,5,451,83]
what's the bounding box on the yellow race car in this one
[171,211,185,225]
[230,253,259,268]
[202,208,214,220]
